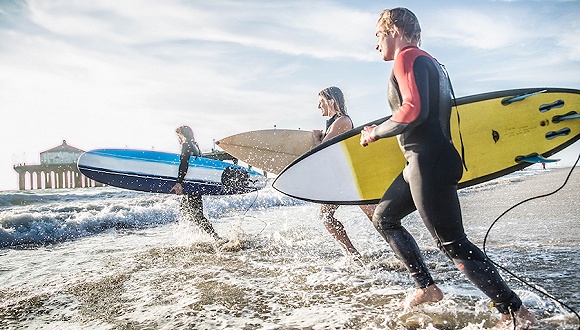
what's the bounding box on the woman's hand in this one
[312,130,323,145]
[170,182,184,195]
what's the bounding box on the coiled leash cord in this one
[482,154,580,330]
[236,186,268,238]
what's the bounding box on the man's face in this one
[375,24,394,61]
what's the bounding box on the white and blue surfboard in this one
[77,149,267,195]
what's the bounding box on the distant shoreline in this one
[1,163,579,193]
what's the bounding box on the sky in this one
[1,0,579,191]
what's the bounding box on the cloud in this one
[26,0,377,61]
[416,2,580,95]
[425,8,526,50]
[1,0,578,190]
[1,10,319,162]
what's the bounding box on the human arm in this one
[312,130,324,145]
[171,142,199,195]
[176,142,191,183]
[361,51,431,146]
[321,116,352,143]
[360,118,409,147]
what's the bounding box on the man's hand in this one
[360,125,377,147]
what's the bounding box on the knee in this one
[372,213,401,232]
[319,208,333,223]
[322,216,344,231]
[371,213,382,230]
[437,237,485,262]
[437,237,461,258]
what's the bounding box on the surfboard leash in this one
[482,153,580,330]
[440,63,468,172]
[238,187,269,237]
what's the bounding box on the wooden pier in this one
[13,163,102,190]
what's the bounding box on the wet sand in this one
[458,167,579,248]
[0,166,578,329]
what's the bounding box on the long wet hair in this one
[378,7,421,46]
[318,86,348,116]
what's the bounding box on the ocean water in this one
[0,167,578,330]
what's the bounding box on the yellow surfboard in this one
[216,129,316,175]
[273,88,580,204]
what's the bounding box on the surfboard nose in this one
[272,146,361,204]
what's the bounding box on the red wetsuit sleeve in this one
[390,48,423,124]
[372,47,431,140]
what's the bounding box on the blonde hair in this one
[318,86,348,116]
[378,7,421,46]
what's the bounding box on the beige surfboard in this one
[216,129,317,174]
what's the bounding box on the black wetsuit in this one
[371,46,521,313]
[325,114,353,136]
[177,140,201,183]
[177,140,219,239]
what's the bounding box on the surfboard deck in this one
[77,149,267,195]
[216,129,316,174]
[273,88,580,204]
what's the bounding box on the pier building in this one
[13,140,101,190]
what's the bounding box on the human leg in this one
[181,195,219,239]
[320,204,361,258]
[373,173,436,289]
[415,153,533,322]
[359,204,376,221]
[494,306,536,330]
[373,173,444,307]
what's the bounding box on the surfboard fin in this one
[552,111,580,123]
[515,153,560,164]
[501,89,547,106]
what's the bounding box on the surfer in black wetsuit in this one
[359,8,535,328]
[170,125,220,240]
[313,86,375,261]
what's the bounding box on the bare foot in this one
[493,306,536,330]
[400,284,444,308]
[347,249,362,261]
[346,252,366,269]
[216,237,242,252]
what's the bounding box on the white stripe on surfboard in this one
[274,145,360,202]
[79,153,227,183]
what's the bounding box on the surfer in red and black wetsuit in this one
[359,8,535,328]
[170,125,220,240]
